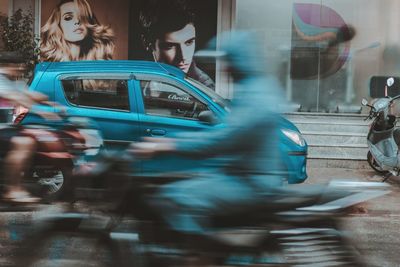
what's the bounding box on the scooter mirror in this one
[387,77,395,87]
[361,98,369,106]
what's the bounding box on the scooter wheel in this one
[367,151,389,174]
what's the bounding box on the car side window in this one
[61,79,130,111]
[140,80,208,120]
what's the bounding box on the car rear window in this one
[61,79,130,111]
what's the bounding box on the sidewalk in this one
[306,163,400,187]
[306,164,400,267]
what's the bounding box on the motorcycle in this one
[120,170,390,266]
[11,152,390,267]
[0,111,103,201]
[362,76,400,179]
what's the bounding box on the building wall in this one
[0,1,10,50]
[0,1,9,15]
[12,0,35,11]
[235,0,400,112]
[5,0,398,113]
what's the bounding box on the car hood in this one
[279,115,301,133]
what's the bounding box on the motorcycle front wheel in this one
[27,168,72,201]
[367,151,389,174]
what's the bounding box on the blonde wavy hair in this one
[40,0,115,61]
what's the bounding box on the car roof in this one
[35,60,186,78]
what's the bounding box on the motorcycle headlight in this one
[282,129,306,147]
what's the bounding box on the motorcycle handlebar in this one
[362,95,400,120]
[364,106,376,120]
[390,94,400,103]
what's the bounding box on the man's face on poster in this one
[60,1,88,43]
[153,24,196,73]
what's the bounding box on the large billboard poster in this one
[129,0,218,89]
[40,0,129,60]
[40,0,218,89]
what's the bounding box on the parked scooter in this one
[0,112,103,201]
[362,76,400,179]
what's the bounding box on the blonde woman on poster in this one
[40,0,115,61]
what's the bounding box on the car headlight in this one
[282,129,306,147]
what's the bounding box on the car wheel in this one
[367,151,389,174]
[29,169,71,200]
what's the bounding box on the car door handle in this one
[146,129,166,136]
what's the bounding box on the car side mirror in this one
[361,98,369,106]
[198,111,219,125]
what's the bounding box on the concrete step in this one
[285,112,373,167]
[302,131,367,146]
[296,123,368,134]
[291,119,369,126]
[285,112,370,134]
[285,112,367,121]
[307,158,370,169]
[288,117,369,126]
[308,144,368,160]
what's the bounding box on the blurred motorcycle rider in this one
[0,65,59,203]
[131,31,287,234]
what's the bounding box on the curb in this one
[387,175,400,186]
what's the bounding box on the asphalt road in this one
[0,166,399,266]
[306,167,400,267]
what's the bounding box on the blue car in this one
[19,60,307,184]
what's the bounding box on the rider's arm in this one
[173,110,277,159]
[173,79,281,159]
[132,78,283,160]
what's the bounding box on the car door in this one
[55,73,141,148]
[133,74,222,173]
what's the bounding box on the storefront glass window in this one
[236,0,399,113]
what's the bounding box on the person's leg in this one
[152,174,256,234]
[3,136,39,202]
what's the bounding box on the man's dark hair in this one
[139,0,196,49]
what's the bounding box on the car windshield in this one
[185,77,231,112]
